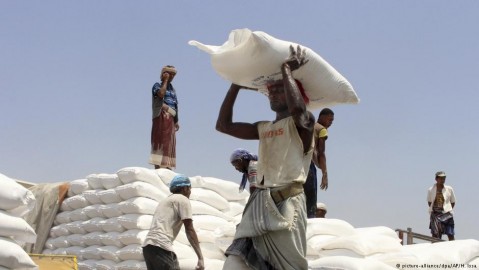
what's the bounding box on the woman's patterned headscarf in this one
[230,148,258,192]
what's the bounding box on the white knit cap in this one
[317,202,327,211]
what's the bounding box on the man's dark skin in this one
[216,45,315,269]
[216,45,315,154]
[312,111,334,190]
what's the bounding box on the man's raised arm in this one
[216,83,259,140]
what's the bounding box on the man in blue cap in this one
[142,175,204,270]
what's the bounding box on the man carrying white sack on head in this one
[216,45,314,270]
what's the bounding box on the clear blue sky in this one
[1,1,478,240]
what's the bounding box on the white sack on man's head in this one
[189,28,359,110]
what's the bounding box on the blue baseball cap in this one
[169,174,191,190]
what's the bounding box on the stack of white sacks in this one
[0,173,38,270]
[306,219,479,269]
[43,167,479,270]
[44,167,246,270]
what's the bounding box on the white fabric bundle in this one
[86,173,112,190]
[402,239,479,266]
[190,200,234,221]
[308,256,396,270]
[116,182,167,202]
[77,259,97,270]
[199,242,226,260]
[99,174,122,189]
[214,236,234,253]
[65,220,88,234]
[82,231,104,246]
[46,235,69,249]
[118,229,149,246]
[115,260,147,270]
[468,257,479,267]
[197,229,218,244]
[95,259,117,270]
[117,167,170,195]
[99,232,124,248]
[100,217,126,232]
[83,204,105,219]
[306,218,356,239]
[173,241,195,259]
[81,245,103,260]
[99,203,123,218]
[155,168,178,186]
[65,246,84,260]
[0,173,36,216]
[212,223,237,238]
[83,217,106,233]
[307,234,337,255]
[54,210,72,224]
[118,197,159,215]
[179,258,225,270]
[98,189,122,204]
[192,176,249,201]
[318,234,403,257]
[117,244,144,261]
[62,194,89,210]
[97,245,121,262]
[367,249,421,268]
[68,178,90,197]
[354,226,399,239]
[117,214,153,230]
[189,28,359,110]
[50,223,71,238]
[223,201,245,217]
[51,247,68,255]
[0,209,37,243]
[69,208,89,221]
[82,189,104,205]
[66,234,85,247]
[190,187,230,211]
[0,236,37,269]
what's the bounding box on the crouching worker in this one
[142,175,204,270]
[216,45,314,270]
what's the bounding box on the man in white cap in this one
[427,171,456,241]
[315,202,327,218]
[142,175,204,270]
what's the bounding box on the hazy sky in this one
[1,1,478,240]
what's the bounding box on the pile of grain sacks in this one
[6,166,478,270]
[0,173,38,270]
[43,167,247,270]
[306,219,479,269]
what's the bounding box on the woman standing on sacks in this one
[150,65,180,170]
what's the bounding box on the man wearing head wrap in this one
[315,202,327,218]
[142,175,204,270]
[149,65,180,170]
[230,148,258,193]
[216,45,314,270]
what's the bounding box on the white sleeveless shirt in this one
[256,116,313,188]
